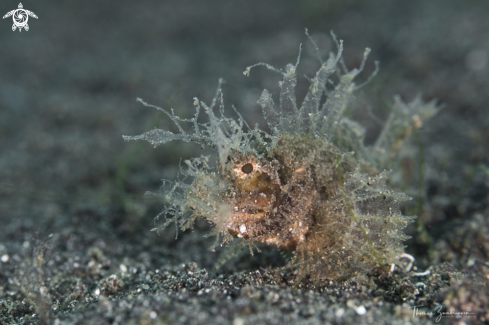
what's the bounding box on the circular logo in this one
[2,3,38,32]
[14,10,28,27]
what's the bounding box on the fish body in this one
[124,31,439,280]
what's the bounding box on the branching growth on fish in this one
[123,30,439,281]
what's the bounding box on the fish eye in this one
[241,163,253,174]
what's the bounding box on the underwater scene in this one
[1,0,488,324]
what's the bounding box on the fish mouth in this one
[225,195,274,236]
[224,186,317,251]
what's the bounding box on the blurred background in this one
[1,0,488,323]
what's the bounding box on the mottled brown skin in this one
[187,130,410,280]
[220,133,351,254]
[126,35,432,281]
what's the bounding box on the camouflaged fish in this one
[123,31,438,280]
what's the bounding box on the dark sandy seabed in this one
[1,0,489,324]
